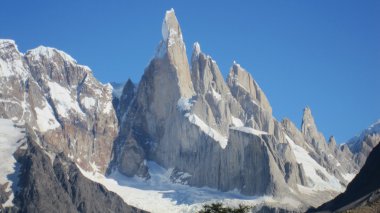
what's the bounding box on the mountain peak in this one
[302,106,314,126]
[161,8,182,44]
[193,42,201,56]
[232,60,241,67]
[27,46,77,64]
[0,39,16,49]
[227,62,273,114]
[328,136,337,148]
[301,106,329,151]
[0,39,21,56]
[301,106,316,133]
[156,8,186,59]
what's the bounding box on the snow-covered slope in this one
[285,135,343,192]
[79,162,301,213]
[0,119,26,207]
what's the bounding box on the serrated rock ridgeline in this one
[113,9,364,208]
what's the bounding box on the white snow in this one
[78,161,297,213]
[0,54,28,79]
[168,29,178,47]
[0,119,26,207]
[78,65,92,72]
[177,97,194,112]
[81,97,96,109]
[231,116,244,127]
[285,135,344,192]
[93,88,103,96]
[177,97,228,148]
[0,58,13,77]
[233,60,240,67]
[0,40,28,79]
[186,113,228,149]
[230,126,268,136]
[230,116,268,137]
[210,88,221,101]
[102,100,113,114]
[34,101,60,132]
[0,39,16,49]
[193,42,201,56]
[341,173,356,182]
[47,82,84,117]
[27,46,77,64]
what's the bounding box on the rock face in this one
[301,107,328,153]
[0,134,145,213]
[347,120,380,167]
[0,119,144,212]
[1,9,378,212]
[311,143,380,212]
[113,8,366,208]
[298,108,358,177]
[0,40,118,173]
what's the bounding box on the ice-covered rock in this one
[0,40,118,173]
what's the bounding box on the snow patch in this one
[231,116,244,127]
[34,102,60,132]
[102,101,113,114]
[177,97,228,148]
[47,82,84,117]
[341,173,356,182]
[27,46,77,64]
[0,39,16,49]
[0,54,28,79]
[285,135,343,192]
[177,97,194,112]
[186,113,228,149]
[0,119,26,207]
[210,88,221,101]
[230,126,268,136]
[81,97,96,109]
[233,60,240,67]
[193,42,201,56]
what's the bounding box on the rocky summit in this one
[0,9,379,213]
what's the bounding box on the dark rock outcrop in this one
[3,136,146,213]
[310,143,380,212]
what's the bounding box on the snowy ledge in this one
[230,126,268,136]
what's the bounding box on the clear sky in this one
[1,0,379,143]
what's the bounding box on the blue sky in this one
[1,0,379,142]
